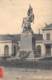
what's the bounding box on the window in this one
[46,33,50,40]
[4,45,9,57]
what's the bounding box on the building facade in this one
[0,35,20,57]
[35,24,52,58]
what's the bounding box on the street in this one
[1,67,52,80]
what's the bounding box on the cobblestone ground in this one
[0,67,52,80]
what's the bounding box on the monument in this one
[19,5,34,60]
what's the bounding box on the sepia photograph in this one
[0,0,52,80]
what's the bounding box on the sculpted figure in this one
[22,5,34,33]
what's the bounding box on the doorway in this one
[45,44,51,56]
[4,45,9,57]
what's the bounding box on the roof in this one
[42,24,52,30]
[0,34,20,41]
[33,34,43,41]
[0,33,43,41]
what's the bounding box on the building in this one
[0,34,20,57]
[35,24,52,58]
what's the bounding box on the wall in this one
[0,40,13,57]
[43,30,52,56]
[43,30,52,41]
[35,41,46,57]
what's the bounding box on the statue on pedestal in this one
[19,5,35,60]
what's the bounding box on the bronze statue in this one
[22,5,34,33]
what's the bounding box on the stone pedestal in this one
[19,32,35,60]
[20,32,32,52]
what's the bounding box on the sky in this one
[0,0,52,34]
